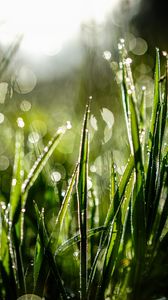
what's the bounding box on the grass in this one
[0,42,168,300]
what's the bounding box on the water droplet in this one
[66,121,72,130]
[118,43,122,50]
[142,85,146,91]
[162,51,167,57]
[1,202,6,210]
[44,146,48,152]
[21,208,26,213]
[61,190,66,197]
[57,126,66,134]
[17,117,25,128]
[103,50,111,61]
[125,58,132,65]
[73,251,79,258]
[51,171,61,183]
[12,178,17,186]
[89,95,93,100]
[120,38,125,44]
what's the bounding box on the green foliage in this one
[0,45,168,300]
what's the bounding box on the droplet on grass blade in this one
[17,117,25,128]
[66,120,72,129]
[12,178,17,186]
[120,38,125,44]
[118,43,123,50]
[51,171,62,183]
[103,51,111,61]
[162,51,167,57]
[124,57,132,65]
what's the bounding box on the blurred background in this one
[0,0,167,196]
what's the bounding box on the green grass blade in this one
[96,174,134,300]
[152,154,168,247]
[34,204,67,299]
[22,124,69,195]
[105,155,134,227]
[76,102,90,300]
[148,48,161,153]
[145,49,166,239]
[55,226,107,256]
[9,128,24,225]
[46,163,78,255]
[87,155,134,297]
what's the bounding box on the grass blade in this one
[22,124,69,195]
[9,127,24,225]
[76,102,90,300]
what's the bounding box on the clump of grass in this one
[0,43,168,300]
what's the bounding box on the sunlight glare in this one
[0,0,119,56]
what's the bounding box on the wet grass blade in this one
[105,155,134,228]
[34,204,68,299]
[33,164,77,296]
[76,102,90,300]
[87,155,134,297]
[96,174,134,300]
[9,128,24,225]
[20,125,69,242]
[55,226,107,256]
[145,49,161,238]
[22,124,69,195]
[47,163,78,255]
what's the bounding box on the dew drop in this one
[17,117,25,128]
[12,178,17,186]
[125,58,132,65]
[66,121,72,130]
[103,50,111,61]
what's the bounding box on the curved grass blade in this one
[20,124,70,242]
[55,226,107,256]
[22,124,69,195]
